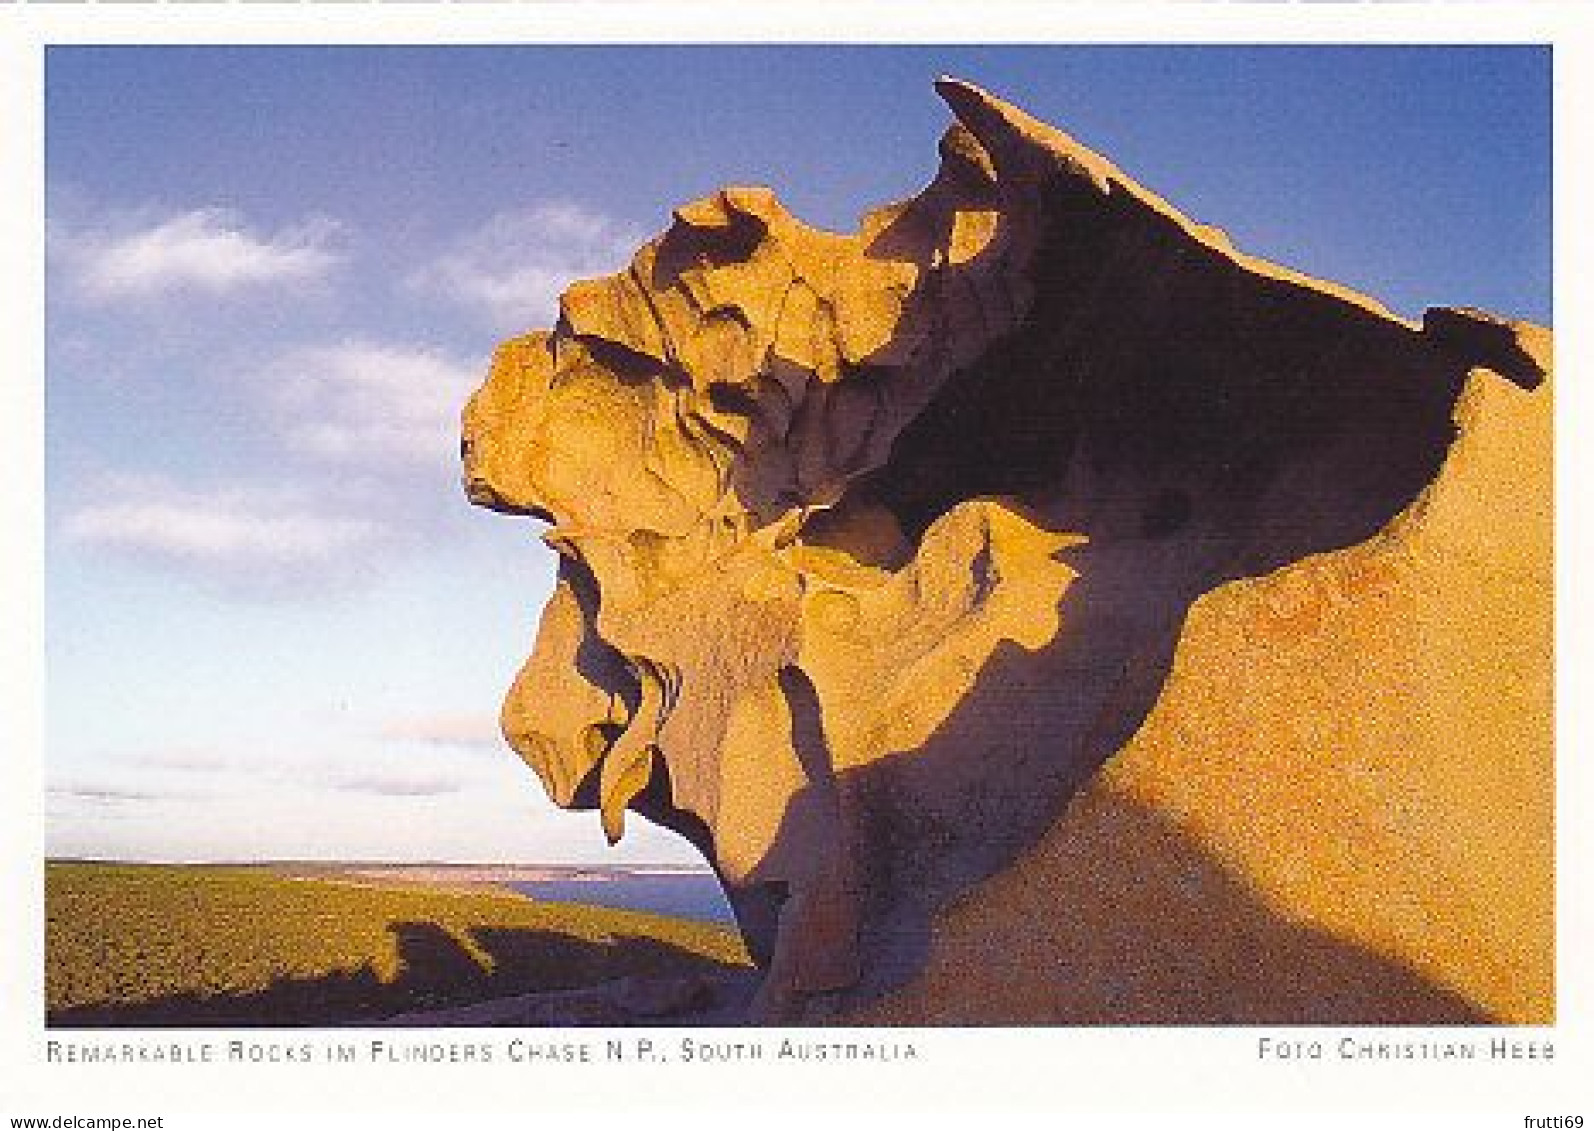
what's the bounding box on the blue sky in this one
[43,45,1551,865]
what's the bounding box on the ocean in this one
[506,873,738,928]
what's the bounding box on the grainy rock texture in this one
[462,80,1551,1023]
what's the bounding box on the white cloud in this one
[298,743,494,797]
[268,341,480,472]
[47,775,205,804]
[377,712,502,750]
[330,769,466,797]
[130,747,243,774]
[53,207,342,302]
[410,203,645,330]
[53,334,487,596]
[48,783,164,804]
[60,476,392,593]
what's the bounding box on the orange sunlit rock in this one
[462,79,1551,1023]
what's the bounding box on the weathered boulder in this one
[462,80,1551,1023]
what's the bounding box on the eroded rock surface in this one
[462,80,1552,1023]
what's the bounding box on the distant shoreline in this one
[44,858,714,883]
[45,859,738,927]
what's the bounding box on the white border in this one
[3,4,1589,1126]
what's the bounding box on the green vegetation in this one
[46,861,751,1026]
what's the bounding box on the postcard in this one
[1,6,1587,1127]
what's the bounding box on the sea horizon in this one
[45,856,714,877]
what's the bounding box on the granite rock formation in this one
[461,79,1552,1023]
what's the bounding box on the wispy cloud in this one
[267,341,479,472]
[48,781,195,804]
[330,769,466,797]
[409,203,645,330]
[49,785,162,804]
[53,333,484,597]
[377,712,502,750]
[52,207,342,302]
[60,475,393,594]
[129,747,243,774]
[57,743,484,809]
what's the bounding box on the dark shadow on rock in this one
[47,917,748,1029]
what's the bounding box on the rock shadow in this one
[47,918,747,1029]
